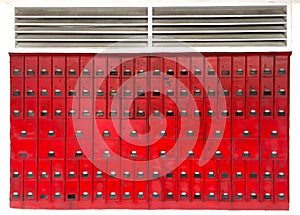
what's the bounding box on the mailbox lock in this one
[96,90,104,96]
[278,193,285,200]
[208,171,215,178]
[167,89,174,96]
[96,192,103,198]
[124,69,131,76]
[243,130,250,136]
[153,171,160,178]
[110,192,117,199]
[123,110,131,117]
[271,130,278,137]
[180,90,188,96]
[194,192,201,199]
[167,69,174,76]
[20,130,27,137]
[208,192,215,199]
[187,151,194,157]
[222,193,229,200]
[27,69,34,75]
[41,110,48,116]
[130,150,137,157]
[222,110,229,116]
[194,171,201,178]
[186,130,194,136]
[152,192,160,198]
[250,193,257,199]
[110,171,117,178]
[137,69,145,75]
[27,89,34,96]
[180,171,187,178]
[153,69,160,76]
[75,130,83,137]
[208,89,215,96]
[194,110,201,116]
[167,110,174,116]
[250,109,256,116]
[75,151,83,157]
[137,192,144,199]
[194,69,202,75]
[54,89,62,96]
[41,89,48,96]
[180,192,188,198]
[82,69,90,76]
[96,69,104,76]
[68,110,76,116]
[243,151,250,158]
[123,171,130,178]
[194,89,201,96]
[103,130,110,137]
[160,151,166,157]
[236,172,243,178]
[208,110,215,116]
[236,89,243,96]
[103,150,110,157]
[13,110,20,116]
[222,89,230,96]
[166,192,174,198]
[137,171,144,178]
[235,110,243,116]
[55,69,62,76]
[130,130,138,137]
[236,193,243,200]
[215,151,222,157]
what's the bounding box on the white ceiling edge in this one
[7,0,292,7]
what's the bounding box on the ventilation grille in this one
[15,7,148,48]
[15,6,288,49]
[152,6,287,47]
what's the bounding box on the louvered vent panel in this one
[152,6,287,47]
[15,6,288,48]
[15,7,148,48]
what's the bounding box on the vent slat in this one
[16,26,147,32]
[152,6,286,16]
[16,34,147,39]
[153,30,287,34]
[153,22,286,26]
[15,7,147,16]
[153,25,286,31]
[15,18,148,24]
[16,16,148,19]
[153,41,287,47]
[16,31,147,34]
[16,41,148,48]
[153,38,286,42]
[153,14,286,18]
[16,23,148,26]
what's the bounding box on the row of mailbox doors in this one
[10,54,289,78]
[11,159,288,202]
[10,97,288,120]
[10,75,288,98]
[11,138,288,160]
[10,118,288,139]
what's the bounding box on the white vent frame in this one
[11,0,292,53]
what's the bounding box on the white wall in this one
[0,0,299,214]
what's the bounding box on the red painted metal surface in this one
[10,53,290,210]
